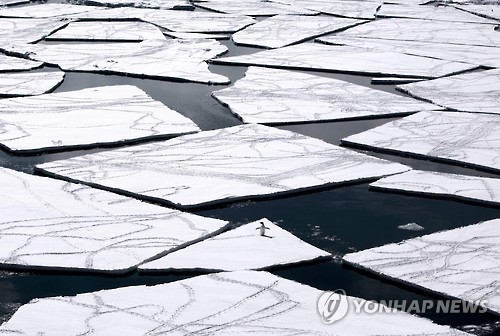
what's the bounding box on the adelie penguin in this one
[256,221,270,236]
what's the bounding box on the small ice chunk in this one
[397,223,425,231]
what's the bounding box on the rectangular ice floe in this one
[370,170,500,206]
[193,0,317,15]
[0,71,64,97]
[397,69,500,114]
[0,3,104,18]
[232,15,365,49]
[0,54,42,71]
[140,218,331,272]
[0,85,200,153]
[212,67,439,124]
[344,218,500,315]
[36,124,410,208]
[271,0,381,19]
[0,168,228,274]
[0,18,69,44]
[342,111,500,173]
[0,270,472,335]
[212,43,477,78]
[2,39,229,84]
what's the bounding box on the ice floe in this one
[80,0,192,10]
[0,270,473,335]
[0,18,69,44]
[0,85,200,153]
[232,15,365,49]
[0,71,64,97]
[212,43,478,78]
[2,39,229,84]
[397,222,425,231]
[398,68,500,114]
[36,124,410,208]
[0,3,104,18]
[371,170,500,206]
[344,218,500,315]
[193,0,317,16]
[140,218,331,272]
[164,31,229,40]
[0,167,228,273]
[342,111,500,173]
[0,54,43,71]
[271,0,381,19]
[452,4,500,21]
[212,67,439,124]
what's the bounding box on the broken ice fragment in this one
[397,223,425,231]
[0,54,42,71]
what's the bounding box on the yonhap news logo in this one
[317,290,349,324]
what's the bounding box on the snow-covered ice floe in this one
[371,170,500,206]
[36,124,410,208]
[344,218,500,315]
[0,3,105,18]
[140,218,331,272]
[79,0,192,9]
[0,18,69,44]
[0,270,473,335]
[1,39,229,84]
[397,222,425,231]
[0,85,200,153]
[271,0,381,19]
[0,167,228,274]
[397,68,500,114]
[342,111,500,173]
[232,15,365,49]
[451,4,500,21]
[0,71,64,97]
[193,0,317,16]
[0,54,42,72]
[212,67,439,124]
[212,43,477,78]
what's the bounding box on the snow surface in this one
[140,218,331,272]
[212,67,439,124]
[0,270,472,335]
[0,54,42,71]
[342,111,500,173]
[0,3,104,18]
[271,0,381,19]
[0,71,64,97]
[371,170,500,206]
[0,85,200,153]
[193,0,317,16]
[0,18,69,44]
[36,124,410,208]
[344,218,500,315]
[0,167,228,273]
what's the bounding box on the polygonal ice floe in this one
[164,31,229,40]
[336,18,500,47]
[0,71,64,97]
[81,0,192,9]
[0,270,473,335]
[2,39,229,84]
[212,67,439,124]
[0,18,70,44]
[371,170,500,206]
[452,4,500,21]
[140,218,331,272]
[45,21,165,42]
[193,0,317,16]
[344,218,500,315]
[398,69,500,114]
[0,167,228,274]
[232,15,365,49]
[271,0,381,19]
[0,54,43,71]
[0,3,105,18]
[36,124,410,208]
[342,111,500,173]
[0,85,200,153]
[212,43,478,78]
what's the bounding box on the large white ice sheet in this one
[193,0,317,16]
[0,270,472,335]
[36,124,410,208]
[0,168,227,274]
[0,54,43,71]
[2,39,229,84]
[0,85,200,153]
[0,71,64,97]
[0,18,69,44]
[212,43,477,78]
[232,15,365,49]
[370,170,500,206]
[342,111,500,172]
[344,218,500,315]
[398,68,500,114]
[271,0,381,19]
[452,4,500,21]
[212,67,439,124]
[140,218,331,272]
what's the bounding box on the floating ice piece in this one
[398,69,500,114]
[232,15,365,49]
[271,0,381,19]
[0,54,42,71]
[0,168,227,273]
[336,18,500,47]
[317,35,500,68]
[36,124,410,208]
[0,85,200,153]
[212,67,439,124]
[397,222,425,231]
[140,218,331,272]
[452,4,500,21]
[0,270,473,335]
[344,218,500,315]
[46,21,166,42]
[193,0,317,16]
[371,170,500,206]
[377,3,498,23]
[342,111,500,173]
[0,71,64,97]
[371,77,425,84]
[164,31,229,39]
[2,39,229,84]
[0,18,69,44]
[212,43,478,78]
[81,0,192,9]
[0,4,105,18]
